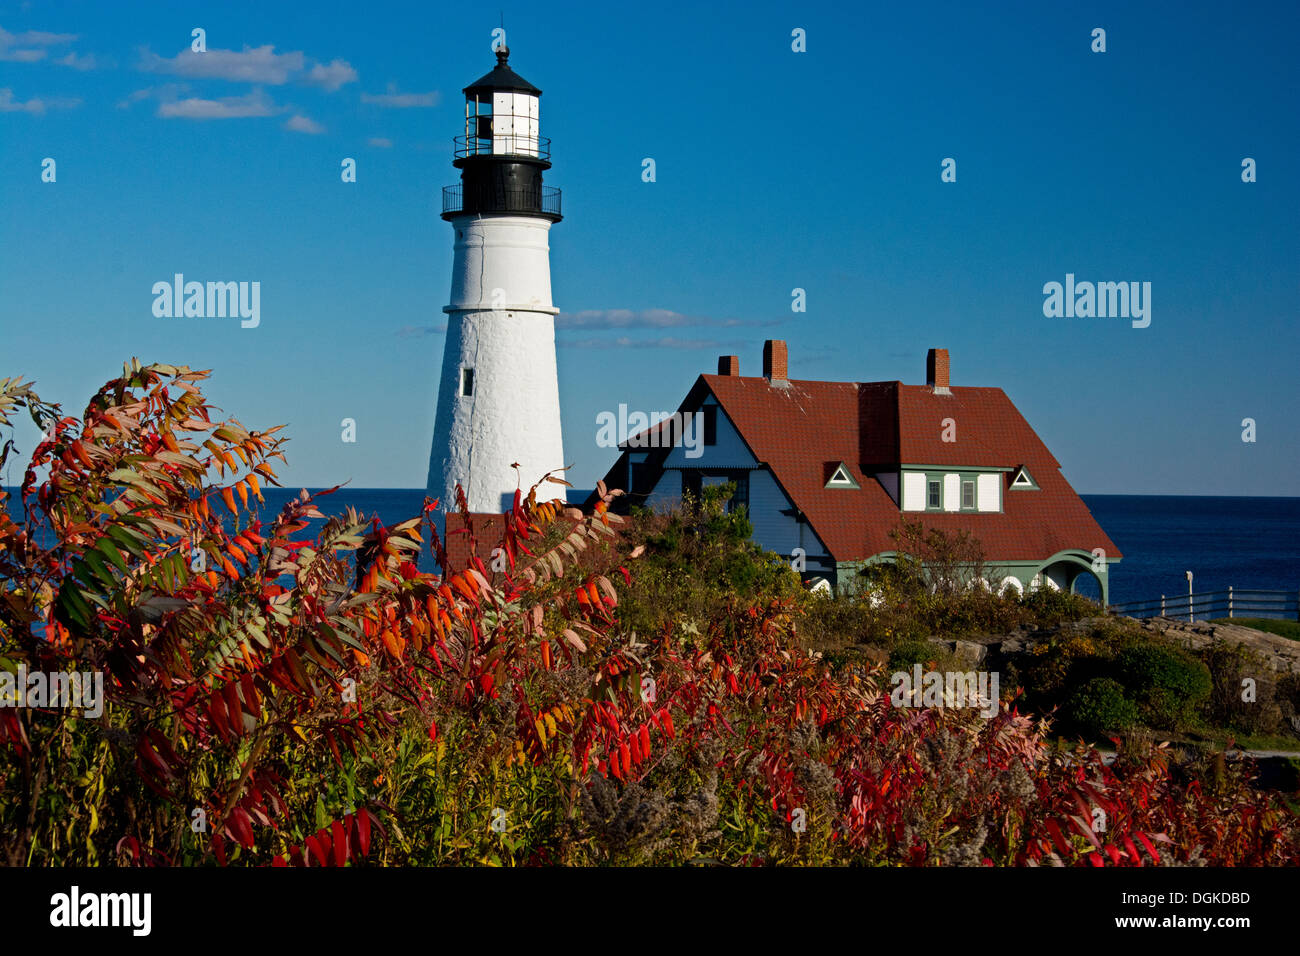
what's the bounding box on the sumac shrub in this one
[2,364,1298,868]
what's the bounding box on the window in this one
[459,368,474,397]
[961,480,975,510]
[927,479,941,509]
[702,405,718,446]
[630,462,651,494]
[629,453,651,495]
[684,470,748,513]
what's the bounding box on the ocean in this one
[5,488,1298,608]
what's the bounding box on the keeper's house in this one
[589,341,1121,603]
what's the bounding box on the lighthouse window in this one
[460,368,475,397]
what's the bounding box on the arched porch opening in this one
[1035,551,1109,607]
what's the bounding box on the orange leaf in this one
[221,487,237,515]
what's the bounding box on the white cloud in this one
[368,136,393,148]
[558,309,691,329]
[361,83,438,108]
[55,51,96,70]
[0,86,80,113]
[0,27,77,45]
[0,25,76,62]
[138,44,358,92]
[157,89,282,120]
[0,47,43,63]
[305,58,357,91]
[397,323,447,337]
[285,113,325,134]
[116,84,189,109]
[140,44,304,84]
[0,26,103,69]
[559,336,726,350]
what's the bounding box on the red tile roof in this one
[699,374,1120,564]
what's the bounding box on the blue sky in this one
[2,0,1297,495]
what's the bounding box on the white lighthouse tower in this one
[426,46,565,514]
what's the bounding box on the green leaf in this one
[77,549,116,590]
[94,537,130,575]
[106,523,147,559]
[54,580,92,630]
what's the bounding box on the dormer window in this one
[961,479,975,509]
[825,462,859,489]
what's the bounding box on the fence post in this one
[1228,585,1233,619]
[1160,594,1165,617]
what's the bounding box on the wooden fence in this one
[1109,588,1298,623]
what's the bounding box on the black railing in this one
[442,184,561,218]
[454,134,551,161]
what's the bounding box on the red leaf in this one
[1122,836,1143,868]
[227,807,255,849]
[223,682,244,736]
[1044,819,1071,858]
[1136,832,1161,863]
[305,833,329,867]
[355,809,371,857]
[331,819,348,866]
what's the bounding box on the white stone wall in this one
[427,213,564,514]
[446,215,558,314]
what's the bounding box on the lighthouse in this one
[426,46,565,515]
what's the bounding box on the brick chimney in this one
[763,340,788,384]
[718,355,740,376]
[926,348,950,394]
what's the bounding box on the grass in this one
[1210,617,1300,641]
[1179,727,1300,754]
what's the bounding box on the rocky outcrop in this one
[931,616,1300,677]
[1132,618,1300,675]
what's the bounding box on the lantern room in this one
[443,45,561,221]
[459,46,546,160]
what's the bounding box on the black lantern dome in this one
[441,47,561,222]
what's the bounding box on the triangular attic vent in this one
[1010,466,1037,489]
[825,462,859,489]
